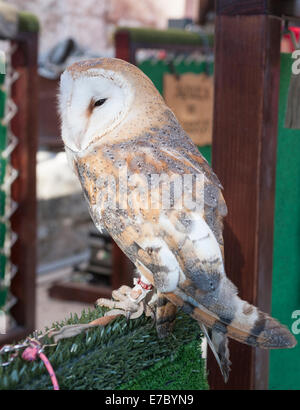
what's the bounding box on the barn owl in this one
[58,58,296,382]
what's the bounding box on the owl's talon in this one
[95,280,153,322]
[96,298,117,309]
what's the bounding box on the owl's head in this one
[59,58,164,153]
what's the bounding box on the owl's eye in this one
[94,98,107,107]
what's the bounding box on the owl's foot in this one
[96,278,154,320]
[48,280,154,343]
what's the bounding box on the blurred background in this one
[5,0,215,330]
[11,0,190,54]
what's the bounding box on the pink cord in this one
[22,345,59,390]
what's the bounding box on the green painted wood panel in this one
[269,53,300,390]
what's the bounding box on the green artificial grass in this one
[120,340,208,390]
[0,307,207,390]
[117,27,213,47]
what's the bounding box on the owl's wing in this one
[159,142,228,256]
[100,121,228,292]
[101,128,229,306]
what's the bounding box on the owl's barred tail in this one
[164,290,297,349]
[136,262,296,349]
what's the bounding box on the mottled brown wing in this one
[75,111,228,284]
[98,122,228,295]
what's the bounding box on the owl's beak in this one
[70,140,84,152]
[73,136,83,151]
[66,133,90,152]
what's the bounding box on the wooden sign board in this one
[163,73,213,146]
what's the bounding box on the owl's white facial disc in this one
[59,68,133,152]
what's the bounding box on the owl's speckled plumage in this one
[59,58,296,382]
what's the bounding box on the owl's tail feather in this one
[164,290,297,350]
[200,323,231,383]
[135,261,296,349]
